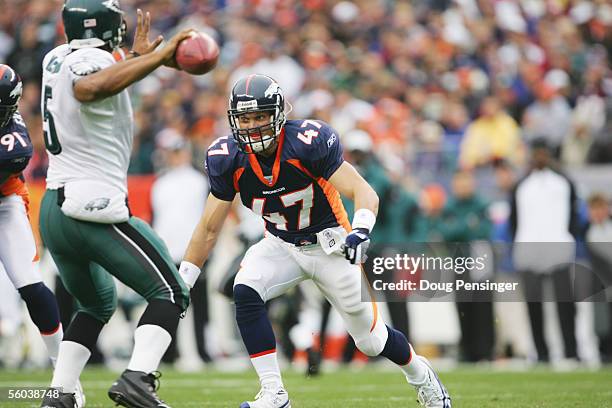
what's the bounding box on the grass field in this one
[0,366,611,407]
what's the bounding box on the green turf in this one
[0,366,611,407]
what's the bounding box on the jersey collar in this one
[247,128,285,187]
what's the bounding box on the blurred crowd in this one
[1,0,612,368]
[1,0,610,183]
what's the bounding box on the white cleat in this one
[239,385,291,408]
[74,380,86,408]
[408,356,451,408]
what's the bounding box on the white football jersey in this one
[41,44,133,193]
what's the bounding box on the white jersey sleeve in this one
[41,45,134,194]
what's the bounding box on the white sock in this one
[250,351,283,389]
[127,324,172,373]
[50,341,91,393]
[400,344,428,384]
[41,324,63,367]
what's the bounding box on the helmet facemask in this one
[0,105,18,128]
[228,102,286,154]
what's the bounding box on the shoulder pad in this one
[284,119,338,157]
[205,135,240,176]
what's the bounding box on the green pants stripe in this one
[39,189,189,323]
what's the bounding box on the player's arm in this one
[73,28,192,103]
[178,194,232,288]
[328,161,379,217]
[329,161,378,264]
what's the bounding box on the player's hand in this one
[158,29,194,69]
[131,9,163,56]
[343,228,370,264]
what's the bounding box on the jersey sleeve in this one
[204,137,237,201]
[66,48,115,83]
[0,113,33,174]
[303,122,344,180]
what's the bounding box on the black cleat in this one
[306,347,322,377]
[108,370,170,408]
[40,388,76,408]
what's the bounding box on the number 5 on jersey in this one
[42,85,62,155]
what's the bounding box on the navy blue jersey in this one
[0,113,32,194]
[205,119,350,244]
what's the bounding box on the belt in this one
[277,233,318,247]
[55,186,132,216]
[57,187,65,206]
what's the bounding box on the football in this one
[175,31,219,75]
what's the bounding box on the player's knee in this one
[80,296,117,324]
[354,321,389,357]
[355,334,387,357]
[234,284,265,324]
[18,282,60,332]
[18,281,48,304]
[148,280,190,313]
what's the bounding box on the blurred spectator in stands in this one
[510,138,579,364]
[440,101,470,168]
[585,193,612,363]
[417,184,447,243]
[151,129,211,365]
[444,170,494,361]
[459,96,525,169]
[522,80,572,157]
[561,93,606,166]
[587,98,612,164]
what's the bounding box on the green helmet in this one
[62,0,125,49]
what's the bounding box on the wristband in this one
[178,261,201,289]
[351,208,376,232]
[128,50,140,58]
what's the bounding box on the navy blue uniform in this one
[0,113,32,196]
[206,119,350,244]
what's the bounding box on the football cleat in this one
[239,385,291,408]
[108,370,170,408]
[40,388,77,408]
[408,356,451,408]
[74,380,86,408]
[306,347,322,377]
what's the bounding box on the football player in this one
[180,74,452,408]
[0,65,85,407]
[38,1,194,407]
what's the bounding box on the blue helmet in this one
[0,64,22,128]
[228,74,286,153]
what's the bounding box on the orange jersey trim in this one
[233,167,245,192]
[246,129,285,187]
[1,175,29,204]
[286,159,351,232]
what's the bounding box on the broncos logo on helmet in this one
[228,75,288,154]
[0,64,22,128]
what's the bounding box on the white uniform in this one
[0,110,40,289]
[0,194,41,288]
[41,44,133,193]
[235,230,389,357]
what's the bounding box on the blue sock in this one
[234,284,276,357]
[379,325,411,365]
[18,282,61,334]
